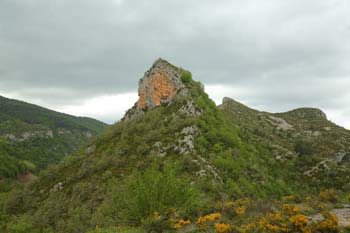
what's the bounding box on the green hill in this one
[1,59,349,233]
[0,95,108,178]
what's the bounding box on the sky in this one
[0,0,349,128]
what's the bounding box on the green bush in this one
[112,165,200,224]
[181,71,192,83]
[294,140,313,156]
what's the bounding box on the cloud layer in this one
[0,0,349,127]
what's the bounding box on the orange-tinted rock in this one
[123,58,190,120]
[136,58,186,110]
[137,71,177,109]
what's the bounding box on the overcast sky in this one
[0,0,349,128]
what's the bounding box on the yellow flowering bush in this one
[223,198,250,218]
[235,206,246,216]
[289,214,310,233]
[319,190,338,203]
[214,223,230,233]
[256,212,288,232]
[239,204,314,233]
[317,203,326,210]
[240,222,257,232]
[196,212,223,231]
[283,195,296,203]
[282,204,299,216]
[196,212,221,225]
[315,211,339,233]
[173,219,191,230]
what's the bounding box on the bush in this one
[113,165,201,224]
[319,190,338,203]
[294,140,313,156]
[181,71,192,83]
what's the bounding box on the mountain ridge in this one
[1,59,349,233]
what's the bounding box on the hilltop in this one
[1,59,349,233]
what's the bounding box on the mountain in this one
[1,59,349,233]
[0,95,108,179]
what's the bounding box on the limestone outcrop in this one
[123,58,189,120]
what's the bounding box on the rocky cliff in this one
[124,58,189,120]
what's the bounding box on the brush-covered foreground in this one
[1,60,349,232]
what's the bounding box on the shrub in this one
[319,190,338,203]
[314,211,339,233]
[181,71,192,83]
[113,165,200,225]
[214,222,230,233]
[294,140,313,156]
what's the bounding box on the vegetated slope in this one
[220,98,350,190]
[0,95,108,178]
[2,59,350,233]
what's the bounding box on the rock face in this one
[137,58,186,110]
[287,108,328,120]
[124,58,188,120]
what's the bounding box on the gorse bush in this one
[112,165,200,224]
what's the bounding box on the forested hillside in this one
[0,95,107,178]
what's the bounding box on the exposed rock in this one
[287,108,327,120]
[180,126,200,136]
[22,132,34,140]
[334,149,347,164]
[304,160,332,177]
[84,131,93,138]
[46,130,54,138]
[194,155,222,182]
[123,58,189,120]
[309,207,350,227]
[267,115,294,131]
[85,145,96,154]
[123,104,144,121]
[174,126,201,155]
[137,58,187,110]
[153,141,167,158]
[303,130,322,138]
[50,182,64,192]
[58,129,71,135]
[222,97,235,104]
[271,145,295,162]
[178,101,203,116]
[3,134,16,140]
[2,130,55,141]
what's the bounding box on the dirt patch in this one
[17,173,37,183]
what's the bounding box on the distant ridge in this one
[0,95,108,178]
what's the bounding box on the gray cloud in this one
[0,0,349,126]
